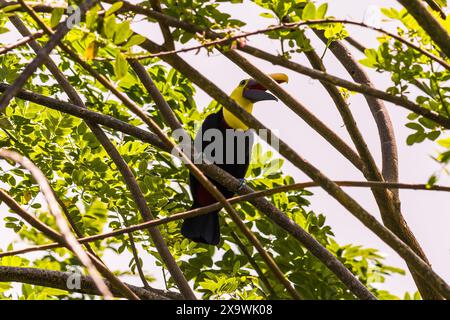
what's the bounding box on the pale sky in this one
[1,0,449,299]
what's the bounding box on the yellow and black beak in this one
[242,73,289,102]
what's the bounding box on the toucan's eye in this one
[239,80,246,86]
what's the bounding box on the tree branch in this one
[301,45,400,242]
[316,33,441,299]
[2,179,449,258]
[0,30,44,55]
[0,84,376,300]
[148,0,175,50]
[5,83,450,299]
[15,4,196,300]
[423,0,447,18]
[0,149,114,299]
[137,39,450,299]
[0,267,181,300]
[7,11,152,295]
[102,0,450,71]
[128,58,303,300]
[398,0,450,58]
[238,45,450,129]
[0,187,141,299]
[0,0,96,112]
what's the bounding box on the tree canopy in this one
[0,0,449,300]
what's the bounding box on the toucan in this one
[181,73,289,245]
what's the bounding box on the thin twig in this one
[0,266,181,300]
[129,59,302,299]
[0,0,96,113]
[0,187,140,300]
[0,30,44,55]
[238,45,450,129]
[138,39,450,299]
[2,179,449,258]
[16,3,195,300]
[398,0,450,58]
[0,149,114,299]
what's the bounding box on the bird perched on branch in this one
[181,73,289,245]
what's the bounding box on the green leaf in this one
[125,34,146,48]
[1,4,21,13]
[41,288,68,296]
[438,137,450,148]
[103,15,117,40]
[381,8,400,19]
[427,131,440,141]
[114,53,128,79]
[316,3,328,19]
[50,8,65,28]
[259,12,274,19]
[302,2,316,21]
[405,122,424,132]
[114,20,132,45]
[360,48,378,68]
[105,2,123,17]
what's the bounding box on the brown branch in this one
[424,0,447,18]
[344,36,367,53]
[16,4,195,300]
[7,1,442,298]
[0,187,140,300]
[237,44,401,280]
[13,21,446,296]
[101,1,450,128]
[129,60,182,131]
[149,0,175,50]
[0,30,44,55]
[0,0,96,113]
[7,12,151,294]
[102,0,450,71]
[132,20,450,71]
[15,0,449,64]
[3,2,375,301]
[0,83,166,150]
[317,33,400,186]
[129,59,302,300]
[238,45,450,129]
[3,13,364,293]
[317,34,441,299]
[127,232,151,290]
[301,42,433,297]
[0,267,181,300]
[2,180,449,258]
[0,149,113,299]
[398,0,450,58]
[24,5,297,296]
[302,44,395,222]
[137,39,450,299]
[5,81,450,299]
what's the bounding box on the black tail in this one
[181,211,220,245]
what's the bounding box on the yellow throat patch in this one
[222,85,253,131]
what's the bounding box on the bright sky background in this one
[1,0,449,299]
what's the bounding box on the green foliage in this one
[359,6,450,181]
[0,0,409,300]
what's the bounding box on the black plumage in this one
[181,110,254,245]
